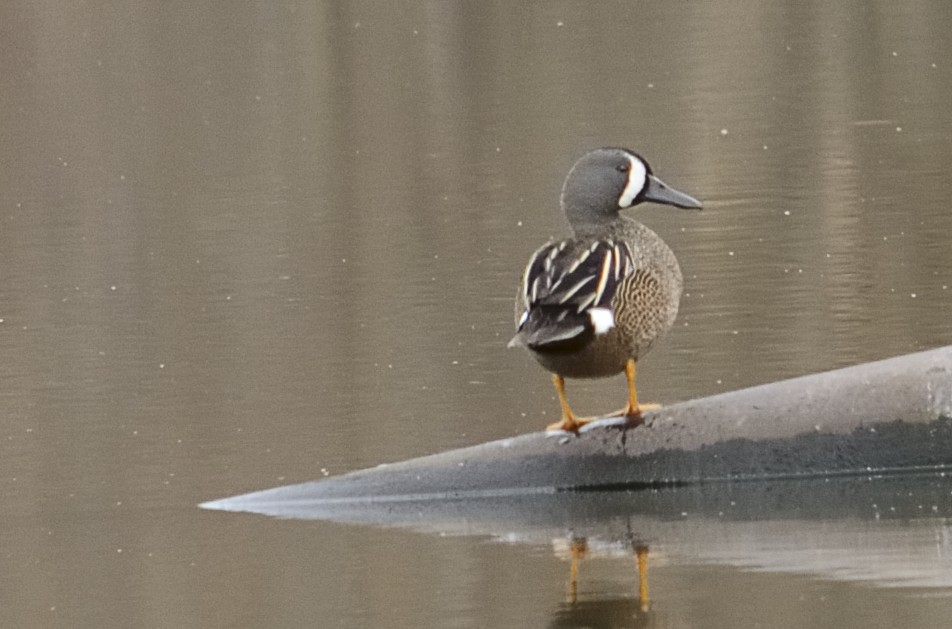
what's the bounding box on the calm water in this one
[2,2,952,627]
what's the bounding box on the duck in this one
[508,147,702,432]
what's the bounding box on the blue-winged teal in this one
[509,147,702,431]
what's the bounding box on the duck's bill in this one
[643,174,702,209]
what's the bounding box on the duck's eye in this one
[616,163,629,173]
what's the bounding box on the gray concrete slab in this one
[202,345,952,513]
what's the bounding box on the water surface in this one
[1,2,952,627]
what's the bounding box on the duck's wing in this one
[510,239,635,351]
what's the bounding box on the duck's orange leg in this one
[621,359,660,424]
[546,374,593,432]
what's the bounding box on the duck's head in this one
[560,147,702,229]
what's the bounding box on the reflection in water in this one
[549,538,652,629]
[556,537,649,612]
[205,473,952,590]
[284,474,950,626]
[551,594,652,629]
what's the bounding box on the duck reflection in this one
[549,535,653,628]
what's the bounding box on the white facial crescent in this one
[618,154,647,208]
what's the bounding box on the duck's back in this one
[511,217,683,376]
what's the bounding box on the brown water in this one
[2,2,952,627]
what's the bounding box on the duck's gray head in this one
[559,147,702,230]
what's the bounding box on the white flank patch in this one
[618,154,647,207]
[588,307,615,334]
[517,310,529,328]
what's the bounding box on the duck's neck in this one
[567,211,637,239]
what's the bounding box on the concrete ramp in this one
[202,345,952,515]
